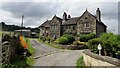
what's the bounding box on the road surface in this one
[30,39,84,67]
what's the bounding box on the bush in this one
[62,34,75,44]
[76,34,80,37]
[87,38,101,54]
[57,37,68,44]
[79,33,95,42]
[45,36,54,43]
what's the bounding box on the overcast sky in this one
[0,0,119,34]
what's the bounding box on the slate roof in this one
[55,16,63,22]
[62,17,79,25]
[98,21,107,27]
[40,20,51,27]
[40,9,107,27]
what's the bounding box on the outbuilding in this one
[14,29,31,37]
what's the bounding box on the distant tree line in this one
[0,22,40,33]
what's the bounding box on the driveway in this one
[30,39,84,67]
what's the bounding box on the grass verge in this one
[76,56,86,68]
[37,39,63,49]
[27,38,35,55]
[23,37,35,65]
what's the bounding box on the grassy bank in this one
[76,56,86,68]
[23,37,35,66]
[37,39,63,49]
[24,37,35,55]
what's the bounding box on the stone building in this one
[39,8,107,38]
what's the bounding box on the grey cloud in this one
[2,2,59,18]
[1,2,59,27]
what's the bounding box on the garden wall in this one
[83,50,120,68]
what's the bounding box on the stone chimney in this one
[68,15,71,19]
[96,8,101,21]
[63,12,67,21]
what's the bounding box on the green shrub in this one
[76,34,80,37]
[62,34,75,44]
[57,37,68,44]
[87,38,101,53]
[117,35,120,41]
[79,33,95,42]
[45,36,54,43]
[54,38,58,43]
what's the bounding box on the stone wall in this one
[77,10,96,34]
[96,22,106,36]
[83,50,120,68]
[50,16,62,38]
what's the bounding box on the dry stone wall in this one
[83,50,120,68]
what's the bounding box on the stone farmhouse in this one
[39,8,107,38]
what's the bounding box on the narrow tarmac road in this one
[30,39,84,67]
[30,39,59,58]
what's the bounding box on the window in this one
[83,22,90,28]
[51,25,58,29]
[55,25,58,29]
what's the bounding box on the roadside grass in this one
[76,56,86,68]
[37,39,63,49]
[24,37,35,55]
[23,37,35,65]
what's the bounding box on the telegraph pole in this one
[21,15,24,35]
